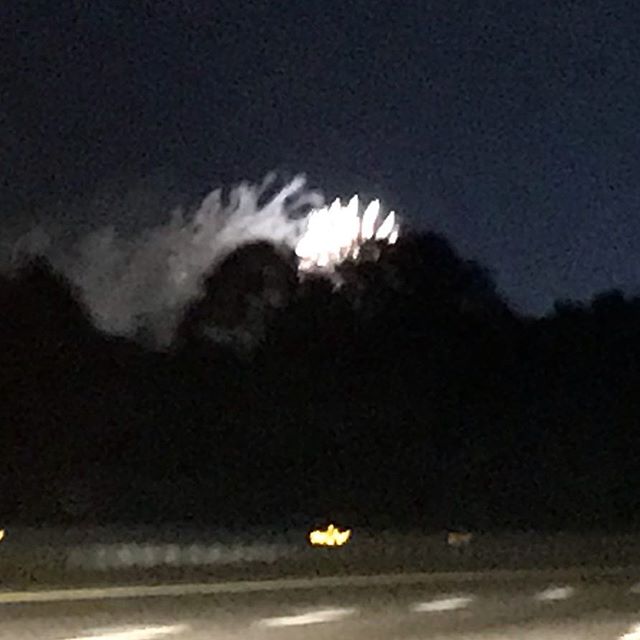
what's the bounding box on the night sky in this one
[3,0,640,314]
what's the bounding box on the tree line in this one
[2,232,639,531]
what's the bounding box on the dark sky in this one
[3,0,640,313]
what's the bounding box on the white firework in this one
[7,175,400,347]
[295,195,399,271]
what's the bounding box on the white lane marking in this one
[620,623,640,640]
[64,624,188,640]
[259,607,356,627]
[411,596,474,612]
[535,585,575,601]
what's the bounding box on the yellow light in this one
[308,523,351,547]
[0,529,4,543]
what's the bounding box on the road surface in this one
[3,570,640,639]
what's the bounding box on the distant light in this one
[446,531,473,547]
[308,524,351,547]
[0,529,4,543]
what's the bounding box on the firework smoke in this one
[6,175,399,347]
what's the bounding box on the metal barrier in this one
[3,528,640,588]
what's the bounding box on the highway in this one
[3,570,640,639]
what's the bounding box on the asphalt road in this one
[3,571,640,639]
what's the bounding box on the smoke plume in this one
[9,175,322,346]
[6,174,399,348]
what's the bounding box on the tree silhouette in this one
[4,236,640,529]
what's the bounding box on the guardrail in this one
[67,541,292,570]
[2,528,640,588]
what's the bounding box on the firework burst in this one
[295,195,399,271]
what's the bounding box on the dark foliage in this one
[2,233,640,532]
